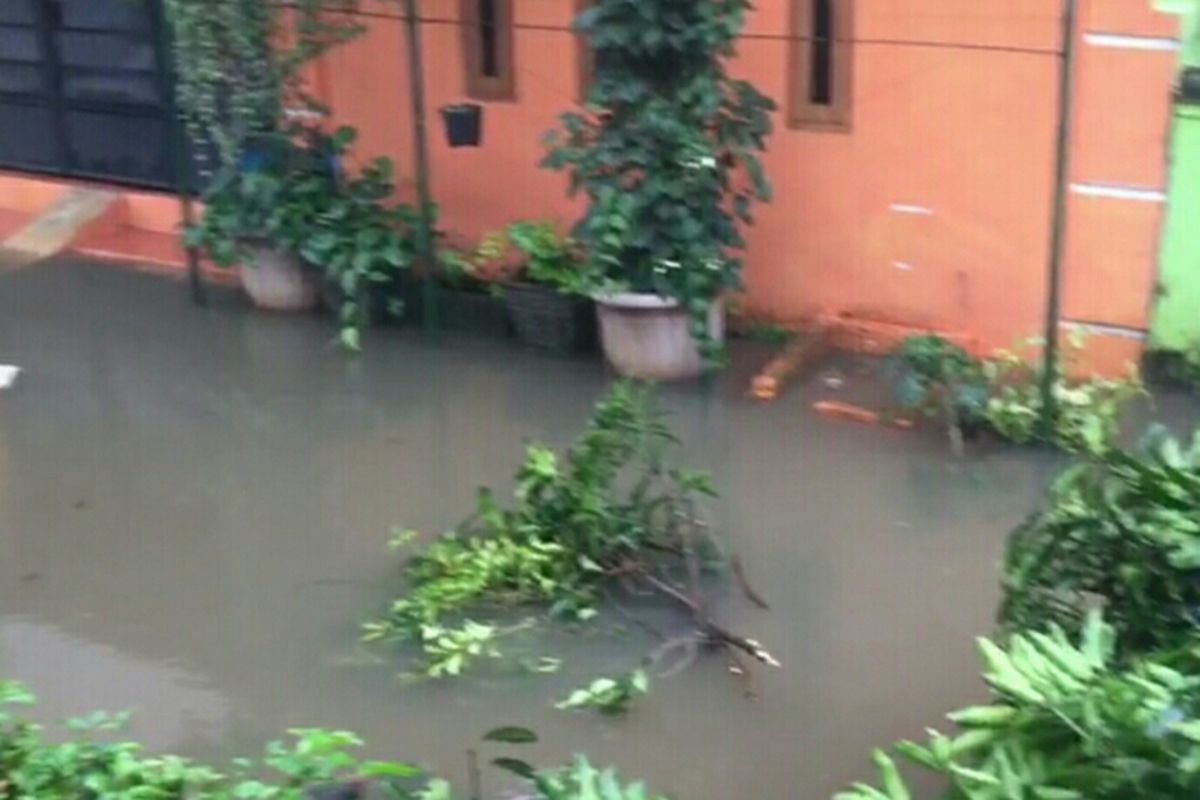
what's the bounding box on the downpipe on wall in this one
[1040,0,1078,436]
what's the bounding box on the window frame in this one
[787,0,854,132]
[460,0,516,102]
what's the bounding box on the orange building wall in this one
[311,0,1174,365]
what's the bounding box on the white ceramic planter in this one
[594,293,724,381]
[238,243,318,312]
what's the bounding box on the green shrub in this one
[186,126,420,350]
[890,334,1145,455]
[890,335,990,451]
[836,613,1200,800]
[1000,427,1200,658]
[984,345,1146,455]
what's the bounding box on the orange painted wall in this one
[1061,0,1175,370]
[313,0,1172,361]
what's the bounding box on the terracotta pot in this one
[238,243,318,312]
[594,293,724,380]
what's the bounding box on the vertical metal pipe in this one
[158,0,205,306]
[402,0,440,339]
[1040,0,1077,437]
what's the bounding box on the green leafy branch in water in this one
[556,669,650,716]
[836,613,1200,800]
[533,756,668,800]
[365,382,775,686]
[890,333,1146,455]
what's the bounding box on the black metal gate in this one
[0,0,175,188]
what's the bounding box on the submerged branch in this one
[636,571,780,669]
[731,555,770,610]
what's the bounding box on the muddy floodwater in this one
[2,261,1189,798]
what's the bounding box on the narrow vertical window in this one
[809,0,833,105]
[478,0,498,77]
[461,0,514,101]
[789,0,853,130]
[575,0,593,103]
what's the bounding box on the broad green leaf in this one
[482,726,539,745]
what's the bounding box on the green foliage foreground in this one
[0,679,415,799]
[0,681,663,800]
[837,613,1200,800]
[1000,427,1200,659]
[841,427,1200,799]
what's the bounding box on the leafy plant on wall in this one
[542,0,776,354]
[162,0,362,174]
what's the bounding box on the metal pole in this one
[401,0,440,340]
[178,160,206,307]
[158,0,205,306]
[1039,0,1077,438]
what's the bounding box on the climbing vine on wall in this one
[162,0,362,174]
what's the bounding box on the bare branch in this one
[731,555,770,610]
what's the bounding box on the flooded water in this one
[0,260,1152,798]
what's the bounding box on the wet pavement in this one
[0,259,1192,798]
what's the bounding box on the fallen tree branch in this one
[636,571,780,668]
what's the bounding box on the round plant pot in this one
[594,293,724,380]
[238,243,319,312]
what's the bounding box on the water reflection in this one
[0,619,232,751]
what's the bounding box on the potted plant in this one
[166,0,363,313]
[185,128,335,312]
[503,220,596,354]
[543,0,775,379]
